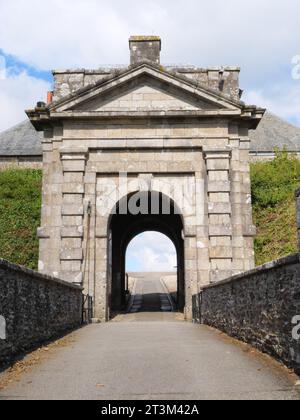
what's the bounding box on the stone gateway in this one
[27,36,264,322]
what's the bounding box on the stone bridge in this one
[0,36,300,400]
[0,243,300,400]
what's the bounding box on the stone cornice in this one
[49,109,242,119]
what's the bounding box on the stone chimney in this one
[129,36,161,65]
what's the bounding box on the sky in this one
[126,232,177,272]
[0,0,300,130]
[1,0,300,270]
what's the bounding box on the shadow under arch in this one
[107,191,185,315]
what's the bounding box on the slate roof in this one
[0,112,300,157]
[249,112,300,152]
[0,121,43,156]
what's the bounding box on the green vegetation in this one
[251,150,300,266]
[0,153,300,270]
[0,169,42,270]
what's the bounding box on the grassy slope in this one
[0,153,299,269]
[253,197,298,266]
[251,151,300,266]
[0,169,42,270]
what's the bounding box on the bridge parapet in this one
[0,259,83,365]
[196,253,300,374]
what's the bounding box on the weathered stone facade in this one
[198,253,300,374]
[27,36,264,322]
[0,259,83,364]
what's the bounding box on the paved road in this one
[0,276,299,400]
[128,275,174,313]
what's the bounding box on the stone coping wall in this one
[0,259,83,364]
[0,156,43,170]
[198,253,300,374]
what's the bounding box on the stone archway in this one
[107,191,185,316]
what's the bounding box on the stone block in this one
[209,193,230,203]
[209,246,233,259]
[60,248,83,261]
[210,270,233,283]
[209,214,231,224]
[62,184,84,194]
[37,227,51,239]
[231,259,245,270]
[62,216,83,226]
[210,259,232,270]
[206,159,230,171]
[185,226,197,237]
[208,203,231,214]
[61,261,82,272]
[61,226,84,238]
[64,172,84,183]
[243,225,257,237]
[62,204,84,216]
[62,238,82,249]
[60,271,83,284]
[210,236,232,247]
[209,224,232,237]
[63,194,83,205]
[207,181,231,193]
[62,160,85,172]
[208,171,229,182]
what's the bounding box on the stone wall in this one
[0,259,83,364]
[197,254,300,373]
[0,156,42,170]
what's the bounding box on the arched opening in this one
[125,232,178,312]
[107,191,185,317]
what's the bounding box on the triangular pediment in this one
[75,77,222,113]
[50,64,242,114]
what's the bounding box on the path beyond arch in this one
[0,276,299,401]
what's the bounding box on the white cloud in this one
[126,232,177,272]
[243,83,300,127]
[1,1,300,128]
[0,71,50,131]
[0,0,300,78]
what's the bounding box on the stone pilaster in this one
[204,150,233,282]
[231,126,256,272]
[60,148,88,285]
[38,125,64,278]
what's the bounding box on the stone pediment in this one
[49,64,242,115]
[75,81,218,113]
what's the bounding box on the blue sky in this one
[0,49,52,84]
[1,0,300,271]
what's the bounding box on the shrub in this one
[251,149,300,208]
[0,169,42,269]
